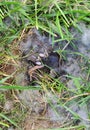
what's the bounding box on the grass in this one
[43,125,85,130]
[0,0,90,129]
[0,92,26,130]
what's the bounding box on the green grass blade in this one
[0,122,9,128]
[0,85,41,90]
[56,12,63,39]
[54,1,69,26]
[35,0,38,29]
[0,113,18,128]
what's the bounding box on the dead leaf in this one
[28,65,44,81]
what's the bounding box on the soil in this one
[0,25,90,130]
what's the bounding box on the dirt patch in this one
[1,25,90,130]
[23,114,62,130]
[17,27,90,129]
